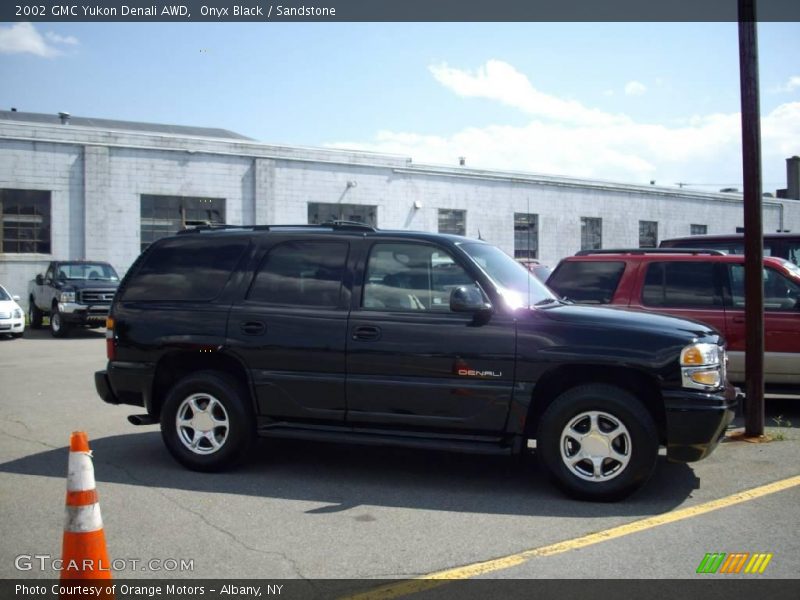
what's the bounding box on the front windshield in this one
[57,263,119,282]
[0,286,10,301]
[460,242,558,308]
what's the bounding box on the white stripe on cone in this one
[67,451,96,492]
[65,504,104,533]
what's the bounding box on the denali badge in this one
[458,369,502,378]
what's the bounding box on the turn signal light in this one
[681,346,704,365]
[689,370,721,387]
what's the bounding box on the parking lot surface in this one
[1,329,799,585]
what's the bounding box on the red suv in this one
[547,249,800,393]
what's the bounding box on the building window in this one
[140,195,225,251]
[0,189,51,254]
[580,217,602,251]
[639,220,658,248]
[308,202,377,227]
[690,224,707,235]
[438,209,466,236]
[514,213,538,259]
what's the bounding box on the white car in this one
[0,284,25,338]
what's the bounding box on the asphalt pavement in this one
[1,328,798,589]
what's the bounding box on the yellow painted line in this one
[343,475,800,600]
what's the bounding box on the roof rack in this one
[575,248,727,256]
[177,220,376,235]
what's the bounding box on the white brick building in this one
[2,110,799,305]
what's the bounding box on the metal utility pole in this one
[738,0,765,436]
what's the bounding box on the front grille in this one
[0,312,10,319]
[79,289,116,304]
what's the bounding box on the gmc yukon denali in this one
[95,223,736,500]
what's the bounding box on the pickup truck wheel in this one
[28,299,43,329]
[160,371,256,472]
[537,384,658,501]
[49,308,70,338]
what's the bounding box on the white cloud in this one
[772,76,800,94]
[327,60,800,188]
[429,60,629,127]
[624,81,647,96]
[45,31,79,46]
[0,22,77,57]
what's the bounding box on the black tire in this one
[537,384,658,502]
[49,307,70,338]
[11,332,24,339]
[160,371,256,472]
[28,299,43,329]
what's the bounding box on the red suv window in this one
[641,262,721,308]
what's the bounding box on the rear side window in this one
[547,261,625,304]
[642,262,719,307]
[122,237,248,302]
[247,241,348,307]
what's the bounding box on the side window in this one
[44,264,54,283]
[363,243,474,311]
[547,261,625,304]
[729,265,800,311]
[642,262,719,307]
[122,237,249,302]
[785,242,800,267]
[248,241,348,307]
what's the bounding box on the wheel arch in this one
[150,351,255,419]
[525,364,666,444]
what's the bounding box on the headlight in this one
[680,342,724,390]
[60,290,76,303]
[13,309,23,318]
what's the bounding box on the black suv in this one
[95,223,736,500]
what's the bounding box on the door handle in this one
[732,316,746,324]
[352,325,381,341]
[240,321,266,336]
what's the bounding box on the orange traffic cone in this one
[60,432,112,585]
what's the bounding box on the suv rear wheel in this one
[160,371,256,472]
[537,384,658,501]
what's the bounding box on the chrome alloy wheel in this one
[560,410,631,482]
[176,393,230,455]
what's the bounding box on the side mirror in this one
[35,274,44,285]
[12,295,20,302]
[450,285,492,313]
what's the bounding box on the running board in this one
[257,425,517,455]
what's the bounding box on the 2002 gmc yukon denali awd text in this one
[95,222,736,501]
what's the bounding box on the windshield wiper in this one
[534,298,559,306]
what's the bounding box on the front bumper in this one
[59,302,110,325]
[663,383,737,463]
[0,318,24,333]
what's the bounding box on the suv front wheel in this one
[537,384,658,501]
[160,371,256,472]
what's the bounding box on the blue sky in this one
[1,21,799,191]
